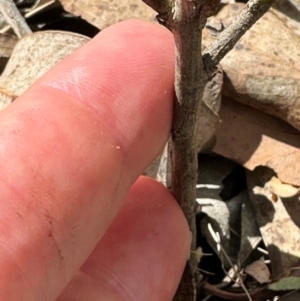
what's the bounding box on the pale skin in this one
[0,20,190,300]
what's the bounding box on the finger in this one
[57,177,189,301]
[0,20,176,301]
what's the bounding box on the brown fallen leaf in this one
[269,268,300,291]
[0,34,17,73]
[0,34,17,58]
[197,64,222,152]
[245,258,271,284]
[203,4,300,132]
[273,0,300,38]
[253,176,300,202]
[239,190,262,266]
[0,31,89,109]
[213,97,300,187]
[269,176,299,198]
[292,0,300,9]
[59,0,156,29]
[197,154,241,269]
[247,167,300,280]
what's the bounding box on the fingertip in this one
[25,19,175,178]
[0,20,177,301]
[69,176,190,301]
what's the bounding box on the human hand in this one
[0,20,190,301]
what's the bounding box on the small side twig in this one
[0,0,31,38]
[208,224,253,301]
[204,282,276,301]
[203,0,280,74]
[0,0,55,35]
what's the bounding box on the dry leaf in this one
[273,0,300,38]
[59,0,156,29]
[269,277,300,291]
[292,0,300,10]
[0,31,89,109]
[253,176,300,201]
[245,258,270,284]
[197,154,242,269]
[156,142,172,187]
[269,176,299,198]
[197,65,222,152]
[213,97,300,187]
[239,191,262,266]
[0,34,17,74]
[193,247,203,263]
[247,167,300,279]
[0,8,6,30]
[144,142,171,188]
[0,34,17,58]
[269,268,300,291]
[203,4,300,132]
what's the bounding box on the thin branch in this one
[141,0,280,300]
[204,282,276,301]
[170,2,221,300]
[207,224,253,301]
[0,0,55,35]
[0,0,31,38]
[203,0,280,74]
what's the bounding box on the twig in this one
[169,2,221,300]
[201,294,213,301]
[203,0,280,74]
[0,0,56,35]
[0,0,31,38]
[204,282,276,301]
[208,224,253,301]
[141,0,280,300]
[273,0,300,24]
[257,247,269,255]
